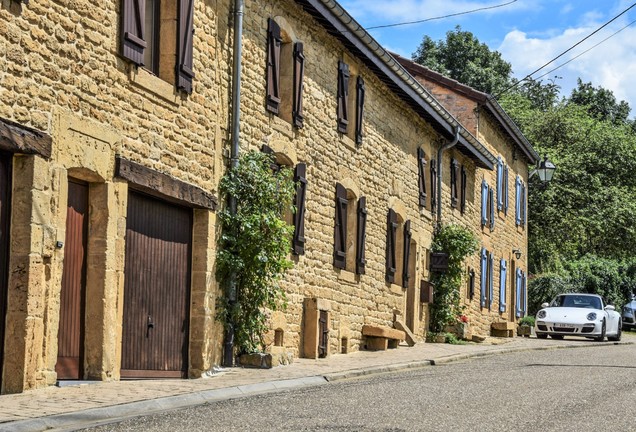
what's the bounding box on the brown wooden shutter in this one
[266,18,282,114]
[385,208,397,283]
[337,61,350,134]
[417,148,427,207]
[430,159,437,212]
[355,196,367,275]
[121,0,147,65]
[450,158,458,208]
[293,42,305,128]
[333,183,347,269]
[402,220,412,288]
[293,163,307,255]
[177,0,195,93]
[355,76,365,144]
[460,165,467,214]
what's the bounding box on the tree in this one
[412,25,513,95]
[569,78,631,125]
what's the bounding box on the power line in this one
[495,1,636,97]
[365,0,518,30]
[534,17,636,82]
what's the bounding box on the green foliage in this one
[518,315,535,327]
[412,25,513,95]
[568,78,631,125]
[527,273,572,315]
[216,150,296,355]
[444,333,467,345]
[429,224,478,332]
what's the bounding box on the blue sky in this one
[338,0,636,115]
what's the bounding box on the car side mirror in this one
[541,302,549,308]
[605,305,615,311]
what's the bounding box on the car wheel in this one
[594,321,606,342]
[550,335,564,340]
[536,333,548,339]
[608,321,622,342]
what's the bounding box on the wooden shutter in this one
[515,268,523,317]
[522,271,528,316]
[480,248,487,308]
[481,180,488,227]
[402,220,412,288]
[385,209,398,283]
[355,76,365,144]
[460,165,467,214]
[293,42,305,128]
[450,158,458,208]
[488,251,494,310]
[337,61,350,134]
[499,259,507,313]
[417,148,427,207]
[522,183,527,226]
[355,196,367,275]
[515,175,521,226]
[489,186,495,231]
[503,165,509,215]
[293,164,307,255]
[121,0,147,65]
[468,268,475,300]
[266,18,282,114]
[496,157,503,211]
[333,183,347,269]
[177,0,195,93]
[430,159,437,212]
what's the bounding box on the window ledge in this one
[129,66,181,105]
[389,283,405,295]
[337,269,358,284]
[340,133,356,151]
[271,115,294,139]
[420,208,434,221]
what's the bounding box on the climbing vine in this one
[216,150,296,355]
[429,224,478,333]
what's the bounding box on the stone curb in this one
[2,340,632,431]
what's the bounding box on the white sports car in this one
[535,293,622,342]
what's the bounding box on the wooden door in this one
[0,154,10,388]
[56,180,89,380]
[121,192,192,378]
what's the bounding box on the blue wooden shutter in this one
[503,165,509,215]
[481,180,488,227]
[496,157,503,211]
[515,268,522,318]
[515,176,521,226]
[488,252,494,310]
[489,186,495,231]
[480,248,487,308]
[499,259,507,313]
[522,270,528,317]
[522,182,527,227]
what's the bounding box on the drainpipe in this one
[223,0,244,367]
[436,126,462,225]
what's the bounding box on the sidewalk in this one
[1,334,633,432]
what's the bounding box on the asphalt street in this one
[83,342,636,432]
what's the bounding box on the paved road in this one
[85,343,635,432]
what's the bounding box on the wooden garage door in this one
[0,154,10,388]
[121,192,192,378]
[56,180,88,380]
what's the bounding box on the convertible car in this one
[535,293,621,341]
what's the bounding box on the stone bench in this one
[362,325,406,351]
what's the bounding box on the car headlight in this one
[537,310,547,319]
[587,312,597,321]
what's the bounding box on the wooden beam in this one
[0,117,52,158]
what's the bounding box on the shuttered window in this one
[337,61,350,134]
[417,148,427,207]
[121,0,147,65]
[402,220,412,288]
[522,270,528,317]
[503,165,509,215]
[355,197,367,275]
[333,183,348,269]
[355,77,365,144]
[460,165,467,214]
[515,175,522,226]
[266,18,282,114]
[521,182,527,227]
[385,209,398,283]
[499,259,507,313]
[515,268,523,318]
[480,248,488,308]
[450,158,459,208]
[468,268,475,300]
[496,157,504,211]
[177,0,195,93]
[481,180,488,227]
[292,42,305,128]
[488,251,494,310]
[293,164,307,255]
[489,186,495,231]
[430,160,437,212]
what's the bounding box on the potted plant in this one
[517,316,535,337]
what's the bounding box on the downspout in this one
[436,126,462,225]
[223,0,244,367]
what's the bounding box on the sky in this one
[337,0,636,116]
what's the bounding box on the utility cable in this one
[494,1,636,97]
[365,0,518,30]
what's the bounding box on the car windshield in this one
[551,295,602,309]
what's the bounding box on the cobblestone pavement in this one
[1,334,633,431]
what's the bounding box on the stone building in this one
[0,0,536,394]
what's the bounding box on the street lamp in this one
[530,155,556,183]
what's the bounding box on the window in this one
[489,185,495,231]
[450,158,459,208]
[337,61,365,143]
[430,160,437,212]
[266,18,305,126]
[468,268,475,300]
[460,165,467,214]
[333,183,366,274]
[417,148,427,208]
[121,0,194,92]
[499,259,507,313]
[515,176,527,227]
[385,209,412,288]
[496,157,504,211]
[480,180,488,227]
[515,268,527,317]
[480,248,494,309]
